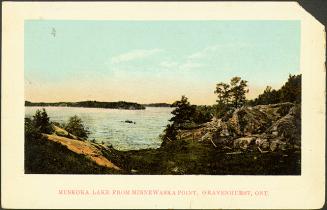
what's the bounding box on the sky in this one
[25,20,300,105]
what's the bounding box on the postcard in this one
[1,2,325,209]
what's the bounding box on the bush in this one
[162,124,177,142]
[169,96,196,128]
[28,109,53,134]
[193,105,213,124]
[25,117,42,140]
[64,115,89,139]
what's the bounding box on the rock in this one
[171,166,185,174]
[221,129,230,136]
[255,138,270,150]
[227,106,275,136]
[272,131,278,136]
[269,140,279,151]
[267,138,288,151]
[266,105,301,145]
[52,125,78,140]
[131,169,138,173]
[194,102,300,153]
[233,137,256,149]
[201,132,213,142]
[172,167,179,172]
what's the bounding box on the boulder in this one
[52,125,79,140]
[266,105,301,145]
[190,102,300,152]
[225,104,291,137]
[233,137,256,150]
[269,139,287,151]
[255,137,270,150]
[201,132,213,142]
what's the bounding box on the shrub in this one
[64,115,89,139]
[25,117,42,140]
[30,109,53,134]
[162,124,178,142]
[169,96,196,128]
[193,105,213,124]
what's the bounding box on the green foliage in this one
[29,109,53,134]
[162,124,178,142]
[213,103,231,119]
[169,96,214,127]
[163,96,192,141]
[163,97,214,142]
[249,86,281,105]
[24,110,112,174]
[25,134,114,174]
[249,74,301,106]
[163,96,198,141]
[170,96,196,127]
[214,76,248,118]
[214,82,231,105]
[64,115,89,139]
[193,105,213,124]
[279,74,301,103]
[230,77,249,108]
[109,138,300,175]
[25,117,42,140]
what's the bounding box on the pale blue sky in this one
[25,20,300,105]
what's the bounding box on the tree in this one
[193,105,213,124]
[162,124,178,141]
[251,86,281,105]
[230,77,249,108]
[214,76,248,118]
[249,74,301,106]
[163,96,196,141]
[279,74,301,103]
[214,82,231,105]
[169,95,196,128]
[32,108,53,134]
[25,117,42,140]
[65,115,89,139]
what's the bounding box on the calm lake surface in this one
[25,106,173,151]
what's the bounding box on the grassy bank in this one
[102,138,301,175]
[25,135,118,174]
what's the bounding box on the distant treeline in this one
[143,103,171,107]
[25,100,146,110]
[248,74,301,106]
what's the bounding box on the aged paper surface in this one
[1,2,325,209]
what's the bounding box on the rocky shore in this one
[27,102,300,175]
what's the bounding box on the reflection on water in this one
[25,106,173,151]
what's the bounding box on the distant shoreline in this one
[25,101,172,110]
[25,100,146,110]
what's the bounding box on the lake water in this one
[25,106,173,151]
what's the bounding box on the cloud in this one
[110,44,234,73]
[188,46,217,59]
[110,49,163,64]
